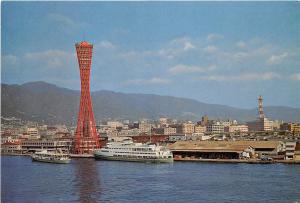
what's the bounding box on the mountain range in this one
[1,81,300,125]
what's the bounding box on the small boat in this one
[31,150,71,164]
[94,138,173,163]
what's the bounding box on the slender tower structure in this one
[258,95,265,119]
[74,41,100,154]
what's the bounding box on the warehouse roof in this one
[168,140,283,153]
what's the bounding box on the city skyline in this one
[2,2,300,109]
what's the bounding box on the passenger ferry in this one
[31,150,71,164]
[94,138,173,163]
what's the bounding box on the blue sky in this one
[2,2,300,108]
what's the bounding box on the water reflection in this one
[73,159,101,202]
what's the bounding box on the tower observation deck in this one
[74,41,100,154]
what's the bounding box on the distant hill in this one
[1,81,300,124]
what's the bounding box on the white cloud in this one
[96,41,116,49]
[290,73,300,81]
[2,49,79,88]
[47,13,88,33]
[124,77,171,85]
[203,45,218,54]
[2,55,19,66]
[169,64,216,75]
[266,52,288,65]
[48,13,76,27]
[24,50,75,69]
[158,37,196,59]
[207,33,224,41]
[183,41,195,51]
[199,72,281,82]
[236,41,246,49]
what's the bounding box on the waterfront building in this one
[1,135,20,144]
[139,122,152,134]
[169,140,285,160]
[272,120,283,131]
[117,128,140,137]
[201,115,209,126]
[21,139,73,153]
[1,141,22,154]
[107,121,123,129]
[295,142,300,161]
[280,123,300,134]
[38,125,48,131]
[224,125,248,133]
[194,125,206,134]
[280,123,293,132]
[285,142,296,160]
[163,127,177,135]
[206,122,224,133]
[106,129,118,137]
[132,135,169,143]
[159,117,168,126]
[177,122,195,135]
[152,128,164,135]
[27,127,39,137]
[221,121,231,127]
[247,95,274,132]
[247,118,274,132]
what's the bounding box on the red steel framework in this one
[74,41,100,154]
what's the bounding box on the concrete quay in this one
[174,157,300,164]
[69,154,94,158]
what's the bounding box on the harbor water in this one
[2,156,300,203]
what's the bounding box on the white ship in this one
[31,150,71,164]
[94,138,173,163]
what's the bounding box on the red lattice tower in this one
[74,41,100,154]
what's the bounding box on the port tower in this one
[74,41,100,154]
[258,95,265,119]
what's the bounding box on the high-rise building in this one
[74,41,100,154]
[258,95,265,119]
[247,95,273,132]
[207,122,224,133]
[201,115,209,126]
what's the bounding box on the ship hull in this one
[94,154,173,163]
[32,157,70,164]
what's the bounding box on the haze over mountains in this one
[1,81,300,125]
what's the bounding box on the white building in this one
[159,117,169,126]
[194,125,206,133]
[181,122,195,135]
[21,139,72,152]
[285,142,296,160]
[225,125,248,133]
[27,127,38,136]
[139,122,152,134]
[163,127,176,135]
[247,118,274,132]
[117,128,140,137]
[107,121,123,129]
[207,122,224,133]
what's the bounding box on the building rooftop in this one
[169,140,283,153]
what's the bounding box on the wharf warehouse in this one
[168,141,285,160]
